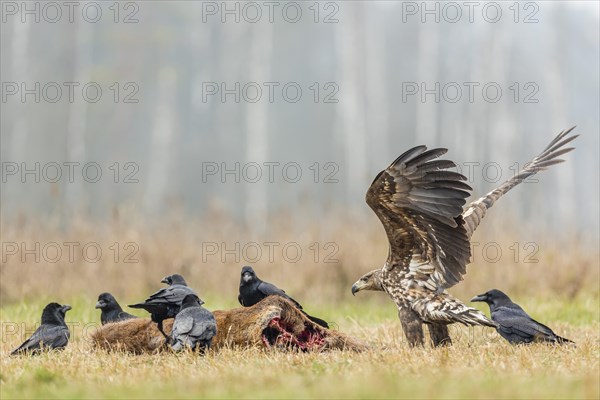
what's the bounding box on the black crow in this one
[161,274,187,286]
[170,294,217,352]
[471,289,574,345]
[11,303,72,355]
[96,292,137,325]
[238,266,329,328]
[129,274,198,339]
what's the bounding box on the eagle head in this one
[351,269,384,295]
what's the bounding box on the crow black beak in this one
[62,305,72,312]
[95,301,103,309]
[470,294,487,302]
[160,277,169,284]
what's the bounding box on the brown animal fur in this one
[91,296,367,353]
[90,318,171,354]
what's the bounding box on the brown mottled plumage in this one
[352,127,577,346]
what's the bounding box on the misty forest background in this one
[1,1,598,306]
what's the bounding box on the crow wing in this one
[257,281,303,309]
[118,311,137,320]
[492,307,558,343]
[102,310,137,325]
[11,325,69,355]
[189,308,217,341]
[147,285,196,304]
[172,310,195,336]
[130,285,197,310]
[172,308,217,349]
[366,146,472,291]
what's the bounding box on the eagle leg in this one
[398,308,424,347]
[428,324,452,347]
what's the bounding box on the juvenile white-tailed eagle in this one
[351,128,577,346]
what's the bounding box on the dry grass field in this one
[1,215,599,399]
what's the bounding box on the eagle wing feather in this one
[462,127,578,238]
[367,127,577,291]
[366,146,472,290]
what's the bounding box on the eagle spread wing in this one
[462,127,578,237]
[366,146,473,291]
[367,127,578,292]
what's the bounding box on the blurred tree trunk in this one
[244,21,273,233]
[65,19,93,217]
[144,67,178,214]
[211,23,247,222]
[5,16,31,217]
[547,3,576,230]
[483,20,513,197]
[365,5,389,171]
[414,19,439,145]
[188,3,213,215]
[335,3,368,206]
[7,14,31,153]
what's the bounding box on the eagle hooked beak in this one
[351,270,383,296]
[351,281,365,296]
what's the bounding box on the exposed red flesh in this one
[261,317,326,351]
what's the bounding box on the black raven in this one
[161,274,187,286]
[129,274,198,339]
[96,292,137,325]
[238,266,329,328]
[11,303,72,355]
[170,294,217,352]
[471,289,574,345]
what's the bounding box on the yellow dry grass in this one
[1,214,599,399]
[1,213,598,304]
[1,305,598,399]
